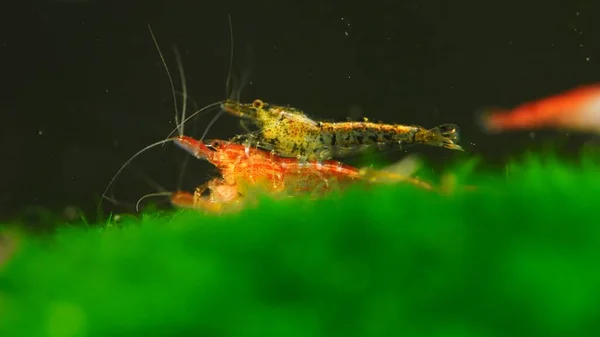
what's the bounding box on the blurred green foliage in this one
[1,155,600,337]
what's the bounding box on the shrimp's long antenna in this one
[225,13,234,98]
[165,101,223,139]
[98,138,178,212]
[148,25,180,132]
[200,110,225,142]
[130,165,170,194]
[129,166,172,212]
[185,15,234,142]
[173,46,187,137]
[136,192,173,212]
[102,195,136,210]
[196,14,233,142]
[175,94,201,190]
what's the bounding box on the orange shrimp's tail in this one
[425,123,464,151]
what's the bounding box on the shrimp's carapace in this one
[222,99,464,160]
[479,84,600,134]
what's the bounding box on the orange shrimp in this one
[479,84,600,134]
[170,136,433,213]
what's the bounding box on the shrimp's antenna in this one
[164,101,223,139]
[200,110,225,142]
[175,95,201,191]
[148,25,180,132]
[136,192,173,212]
[173,46,187,136]
[98,138,177,212]
[198,14,233,142]
[225,13,234,98]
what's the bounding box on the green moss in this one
[1,154,600,336]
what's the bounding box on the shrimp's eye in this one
[210,140,222,149]
[252,99,264,109]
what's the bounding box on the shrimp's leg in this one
[230,128,262,152]
[238,120,258,149]
[240,119,253,134]
[171,178,245,214]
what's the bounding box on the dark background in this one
[2,0,600,222]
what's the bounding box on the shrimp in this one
[220,99,464,161]
[170,136,433,213]
[479,84,600,134]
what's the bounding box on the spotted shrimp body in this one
[222,99,464,160]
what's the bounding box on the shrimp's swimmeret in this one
[222,99,464,160]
